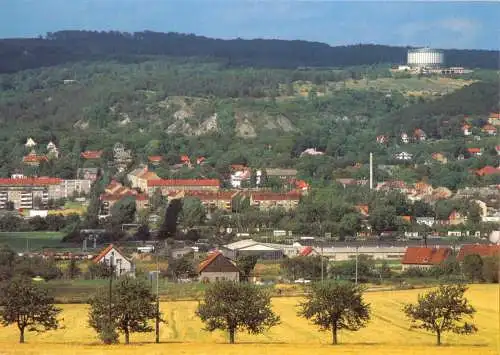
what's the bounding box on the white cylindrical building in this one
[407,48,444,69]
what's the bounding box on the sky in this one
[0,0,498,50]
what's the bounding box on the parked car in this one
[294,278,311,284]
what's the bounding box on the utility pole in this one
[355,246,359,285]
[321,243,324,282]
[369,152,374,190]
[108,253,114,328]
[155,246,160,344]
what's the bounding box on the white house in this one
[393,152,413,161]
[416,217,436,227]
[401,133,409,144]
[230,169,251,188]
[25,137,37,148]
[93,244,134,277]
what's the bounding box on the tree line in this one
[0,276,479,346]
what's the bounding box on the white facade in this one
[394,152,413,161]
[407,48,444,68]
[97,246,134,277]
[200,271,239,282]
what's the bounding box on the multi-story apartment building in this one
[147,179,220,196]
[0,177,92,209]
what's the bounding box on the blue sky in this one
[0,1,498,49]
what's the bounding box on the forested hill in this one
[0,30,498,73]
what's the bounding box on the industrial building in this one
[407,47,444,69]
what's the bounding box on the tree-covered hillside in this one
[0,30,498,73]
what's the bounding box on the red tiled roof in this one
[496,145,500,151]
[148,156,162,162]
[457,244,500,261]
[356,204,369,216]
[180,155,190,163]
[147,179,220,187]
[230,164,247,170]
[402,247,452,265]
[81,150,103,159]
[23,154,48,163]
[482,124,497,131]
[198,251,222,273]
[489,113,500,119]
[0,178,62,186]
[93,244,129,263]
[93,244,114,263]
[299,246,314,256]
[467,148,481,153]
[251,192,301,201]
[476,166,500,176]
[185,190,237,201]
[100,192,146,201]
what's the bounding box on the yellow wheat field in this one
[0,284,498,355]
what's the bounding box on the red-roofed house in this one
[23,153,48,166]
[467,147,482,157]
[482,124,497,136]
[93,244,133,277]
[376,135,388,144]
[198,251,240,282]
[148,156,162,165]
[355,204,369,217]
[100,193,148,215]
[461,123,472,136]
[180,155,191,166]
[476,166,500,177]
[496,145,500,155]
[488,112,500,126]
[295,180,310,191]
[448,210,466,225]
[299,246,319,257]
[147,179,220,195]
[196,157,206,165]
[457,244,500,262]
[250,191,301,210]
[0,177,62,210]
[401,247,452,270]
[414,128,427,141]
[80,150,103,160]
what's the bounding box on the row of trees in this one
[0,278,477,346]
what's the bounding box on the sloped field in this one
[0,284,497,355]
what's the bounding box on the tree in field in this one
[403,284,477,346]
[66,258,81,279]
[236,255,258,282]
[298,282,370,345]
[461,254,483,282]
[180,197,206,228]
[88,277,161,344]
[196,281,280,344]
[0,278,61,343]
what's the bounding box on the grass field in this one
[0,232,66,252]
[0,284,497,355]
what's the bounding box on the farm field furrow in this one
[0,284,497,355]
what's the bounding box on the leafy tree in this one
[110,196,137,225]
[236,255,259,282]
[88,276,161,344]
[461,254,483,282]
[0,278,61,343]
[403,284,477,346]
[482,256,499,283]
[180,197,206,228]
[196,281,280,344]
[298,282,370,345]
[66,258,81,279]
[167,254,196,280]
[159,199,182,239]
[281,256,322,281]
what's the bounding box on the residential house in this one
[250,191,301,210]
[376,180,409,194]
[393,152,413,161]
[448,210,467,225]
[148,156,162,166]
[47,179,92,200]
[264,168,298,181]
[302,246,406,262]
[336,178,368,188]
[467,147,482,157]
[100,192,148,216]
[482,124,497,136]
[196,157,206,165]
[299,246,319,257]
[376,135,388,144]
[456,244,500,262]
[180,155,191,166]
[475,166,500,177]
[295,179,310,192]
[461,123,472,136]
[300,148,325,157]
[185,190,239,211]
[416,217,436,227]
[401,247,452,271]
[400,132,409,144]
[495,145,500,156]
[81,150,103,160]
[171,246,195,259]
[414,181,433,196]
[147,179,220,196]
[93,244,134,277]
[488,112,500,126]
[414,128,427,142]
[431,152,447,164]
[230,169,251,188]
[355,204,369,217]
[198,251,240,282]
[46,141,59,159]
[23,153,48,166]
[127,167,160,191]
[77,168,99,181]
[113,143,133,172]
[25,137,37,149]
